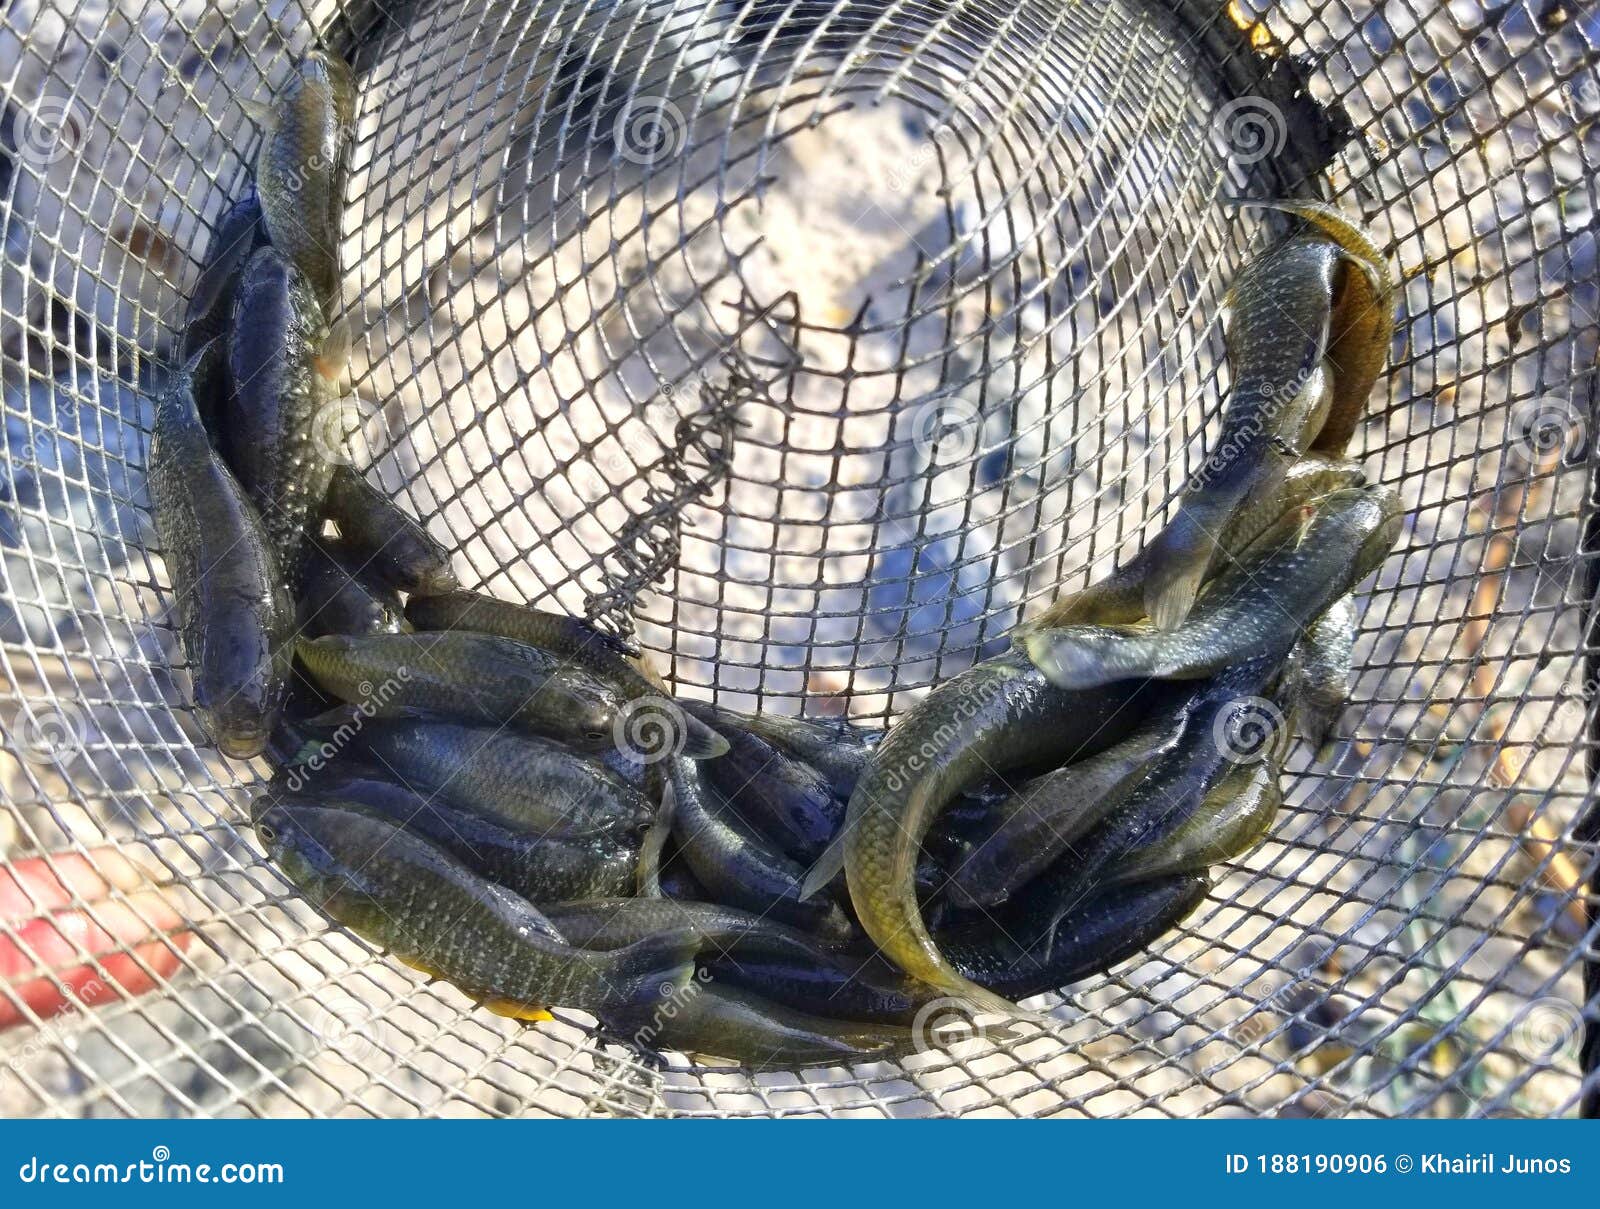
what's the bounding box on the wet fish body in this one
[226,246,335,578]
[343,716,652,837]
[940,874,1209,1001]
[253,50,354,309]
[1295,594,1357,752]
[666,757,854,942]
[254,795,695,1019]
[838,649,1150,1011]
[1022,485,1402,691]
[182,190,268,365]
[295,631,622,749]
[149,342,291,758]
[295,535,405,638]
[405,590,727,758]
[264,769,637,901]
[322,467,458,595]
[685,702,881,797]
[942,702,1191,908]
[1142,236,1346,629]
[1024,455,1365,630]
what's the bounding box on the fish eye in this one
[256,822,277,844]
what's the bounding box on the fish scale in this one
[149,342,292,759]
[838,649,1150,1012]
[226,246,334,582]
[1021,484,1402,692]
[255,797,696,1020]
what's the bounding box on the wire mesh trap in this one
[0,0,1597,1118]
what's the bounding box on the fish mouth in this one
[216,725,269,760]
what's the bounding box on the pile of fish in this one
[150,50,1402,1068]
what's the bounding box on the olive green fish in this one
[1142,235,1349,630]
[295,534,405,639]
[1241,200,1395,455]
[545,897,934,1025]
[684,702,881,797]
[665,756,854,944]
[251,49,354,310]
[295,631,621,749]
[226,245,341,578]
[938,874,1209,1001]
[264,769,638,902]
[619,978,912,1070]
[404,589,727,759]
[832,649,1152,1013]
[1021,484,1401,691]
[1023,657,1286,940]
[254,795,696,1021]
[340,716,653,837]
[1022,455,1365,630]
[322,466,459,596]
[942,699,1191,908]
[1106,758,1281,887]
[150,341,292,759]
[1294,593,1357,754]
[181,190,267,364]
[680,703,841,863]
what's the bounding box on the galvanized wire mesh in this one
[0,0,1596,1117]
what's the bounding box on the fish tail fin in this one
[1141,501,1228,631]
[1231,198,1391,293]
[635,779,676,897]
[799,831,847,901]
[680,714,730,760]
[612,927,703,1007]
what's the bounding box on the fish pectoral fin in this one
[239,100,275,129]
[680,714,731,760]
[799,833,847,901]
[480,998,554,1023]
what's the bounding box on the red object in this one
[0,851,192,1031]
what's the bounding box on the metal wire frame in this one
[0,0,1595,1116]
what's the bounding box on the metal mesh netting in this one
[1,0,1596,1117]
